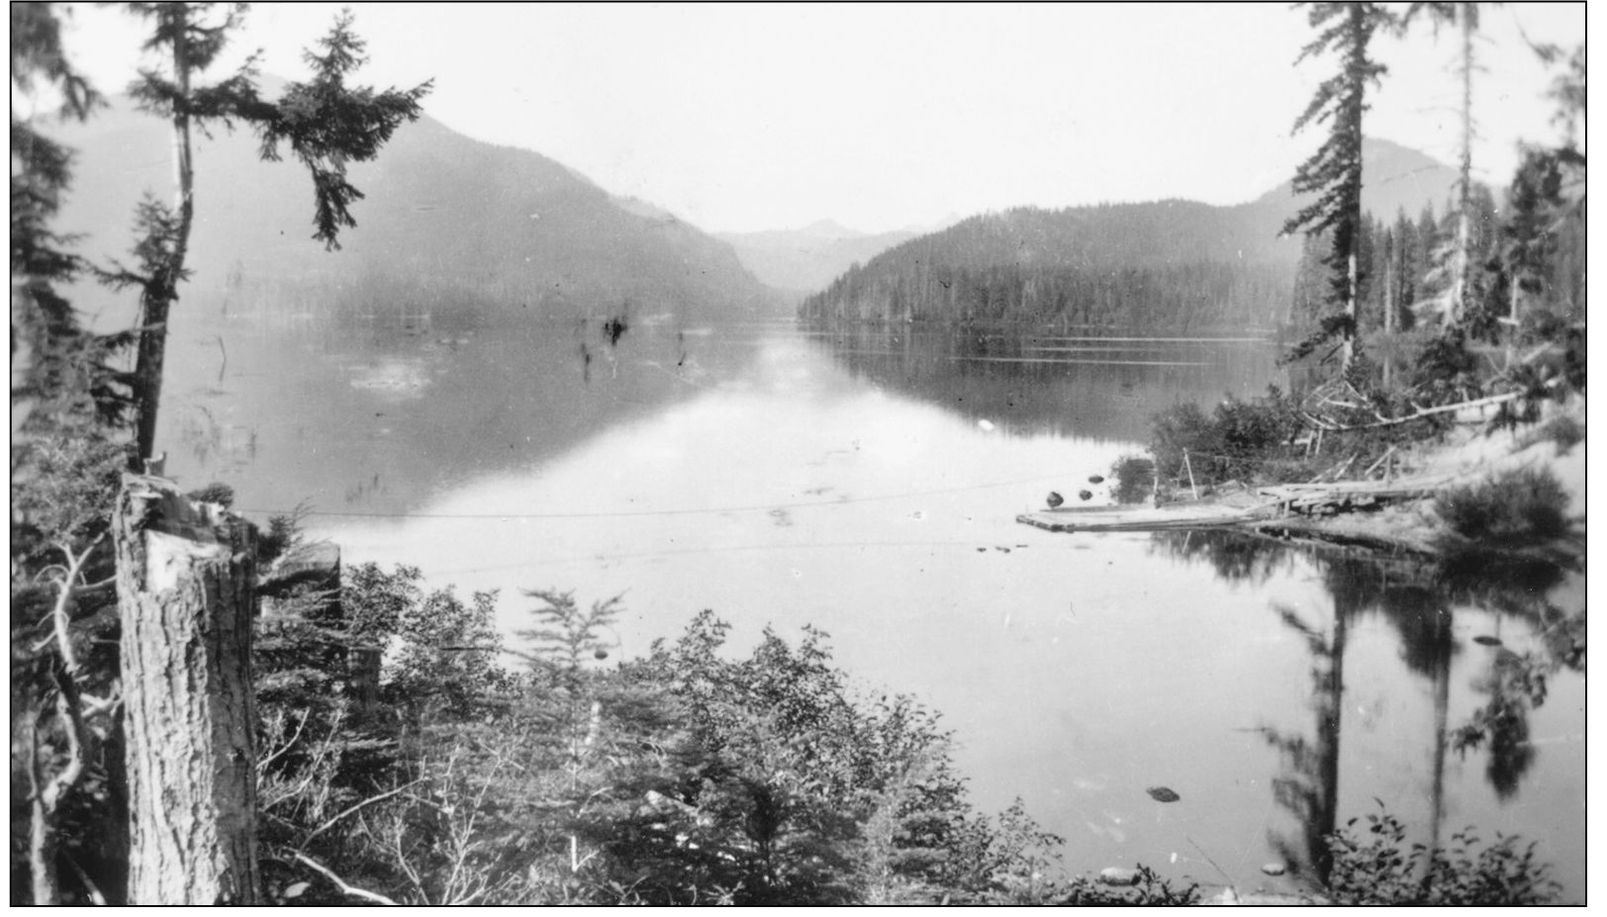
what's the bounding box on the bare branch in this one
[298,778,425,851]
[290,852,399,906]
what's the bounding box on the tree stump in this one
[113,474,260,904]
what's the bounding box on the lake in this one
[161,316,1585,901]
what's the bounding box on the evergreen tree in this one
[1282,2,1392,375]
[1489,40,1585,332]
[1401,3,1488,329]
[10,4,137,903]
[106,3,431,466]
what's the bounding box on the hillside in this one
[50,95,782,330]
[800,139,1459,332]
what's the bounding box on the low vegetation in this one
[1435,467,1571,545]
[1325,806,1560,905]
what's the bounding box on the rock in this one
[1146,786,1181,803]
[1261,862,1287,876]
[1099,867,1140,886]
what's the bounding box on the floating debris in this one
[1261,862,1287,876]
[1088,474,1106,484]
[1472,635,1504,647]
[1146,786,1181,803]
[1047,491,1065,508]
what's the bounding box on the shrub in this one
[1326,806,1560,905]
[1150,388,1302,485]
[1411,331,1482,406]
[1110,455,1156,504]
[1055,866,1199,906]
[1524,414,1585,455]
[1150,401,1216,481]
[1435,467,1571,544]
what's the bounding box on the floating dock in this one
[1016,502,1275,533]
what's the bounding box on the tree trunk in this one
[113,474,260,904]
[132,3,197,467]
[1342,250,1358,373]
[1450,7,1475,327]
[1383,238,1396,336]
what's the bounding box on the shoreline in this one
[1147,395,1588,563]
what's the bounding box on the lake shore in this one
[1242,395,1586,560]
[1090,393,1589,562]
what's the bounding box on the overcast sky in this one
[54,2,1586,235]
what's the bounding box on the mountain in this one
[800,138,1461,332]
[50,95,782,331]
[1252,137,1461,226]
[716,222,921,302]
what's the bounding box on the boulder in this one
[1099,867,1140,886]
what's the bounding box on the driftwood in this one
[1303,389,1527,432]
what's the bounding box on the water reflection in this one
[810,324,1283,441]
[1152,530,1583,892]
[158,311,777,515]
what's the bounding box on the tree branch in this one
[290,852,398,906]
[297,778,425,851]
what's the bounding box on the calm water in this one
[162,316,1585,900]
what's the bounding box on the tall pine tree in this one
[1282,2,1391,376]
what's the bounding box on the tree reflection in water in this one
[1150,529,1582,887]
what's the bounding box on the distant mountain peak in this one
[1253,136,1460,219]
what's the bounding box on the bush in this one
[1435,468,1571,544]
[1150,388,1303,485]
[1326,806,1560,905]
[1150,401,1216,480]
[1524,414,1585,455]
[1110,455,1156,504]
[1055,866,1199,906]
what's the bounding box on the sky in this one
[51,2,1587,235]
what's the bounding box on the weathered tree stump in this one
[113,475,260,904]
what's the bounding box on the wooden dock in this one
[1019,474,1454,536]
[1016,502,1276,533]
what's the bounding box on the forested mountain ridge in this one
[51,95,782,330]
[799,139,1460,332]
